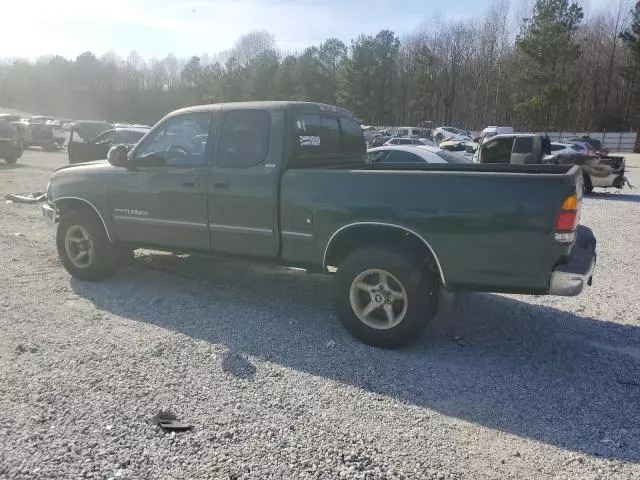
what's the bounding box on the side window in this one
[386,151,424,163]
[399,138,413,145]
[136,112,212,166]
[396,128,407,136]
[513,137,534,154]
[482,137,515,163]
[218,110,270,168]
[320,117,341,154]
[366,151,388,163]
[294,114,340,156]
[550,144,563,152]
[339,117,366,154]
[71,129,85,143]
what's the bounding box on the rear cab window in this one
[292,112,365,164]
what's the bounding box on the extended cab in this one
[43,102,597,348]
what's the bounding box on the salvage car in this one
[476,133,629,193]
[432,126,473,143]
[67,121,114,163]
[7,117,60,151]
[383,137,436,146]
[43,101,596,348]
[0,121,23,164]
[68,127,149,164]
[367,145,471,164]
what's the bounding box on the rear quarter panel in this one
[280,168,578,293]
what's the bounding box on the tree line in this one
[1,0,640,132]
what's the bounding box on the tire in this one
[333,246,439,348]
[56,210,119,281]
[4,157,18,164]
[434,133,444,143]
[42,143,59,152]
[583,174,593,195]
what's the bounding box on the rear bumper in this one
[548,226,596,296]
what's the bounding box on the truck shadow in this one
[70,252,640,463]
[588,192,640,203]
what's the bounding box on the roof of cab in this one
[171,101,356,118]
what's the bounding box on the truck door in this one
[207,108,282,258]
[109,111,213,250]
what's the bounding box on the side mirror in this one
[107,145,128,167]
[465,145,475,153]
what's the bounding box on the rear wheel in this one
[4,157,18,164]
[583,173,593,194]
[56,210,120,281]
[333,246,439,348]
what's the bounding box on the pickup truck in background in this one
[475,133,629,193]
[43,102,597,348]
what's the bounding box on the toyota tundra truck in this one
[42,101,597,348]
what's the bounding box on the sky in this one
[0,0,616,60]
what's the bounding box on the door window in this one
[218,110,270,168]
[482,137,515,163]
[135,112,212,166]
[513,137,534,154]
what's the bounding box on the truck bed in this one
[279,164,582,294]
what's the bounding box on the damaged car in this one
[68,125,148,164]
[476,133,631,193]
[0,121,23,164]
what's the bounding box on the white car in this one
[366,145,471,164]
[383,137,437,147]
[549,142,586,156]
[432,126,472,143]
[394,126,424,138]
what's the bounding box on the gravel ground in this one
[0,149,639,480]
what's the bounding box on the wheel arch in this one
[54,197,115,242]
[323,222,446,286]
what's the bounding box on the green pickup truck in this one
[43,101,597,348]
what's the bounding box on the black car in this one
[68,124,149,164]
[0,122,24,164]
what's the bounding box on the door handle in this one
[183,181,196,187]
[213,181,229,188]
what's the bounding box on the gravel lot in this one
[1,149,639,480]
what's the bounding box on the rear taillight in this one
[554,192,579,242]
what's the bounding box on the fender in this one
[322,221,447,286]
[54,196,115,242]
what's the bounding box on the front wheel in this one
[4,157,18,164]
[333,246,439,348]
[56,210,120,281]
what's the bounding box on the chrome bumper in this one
[42,201,57,223]
[548,226,596,296]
